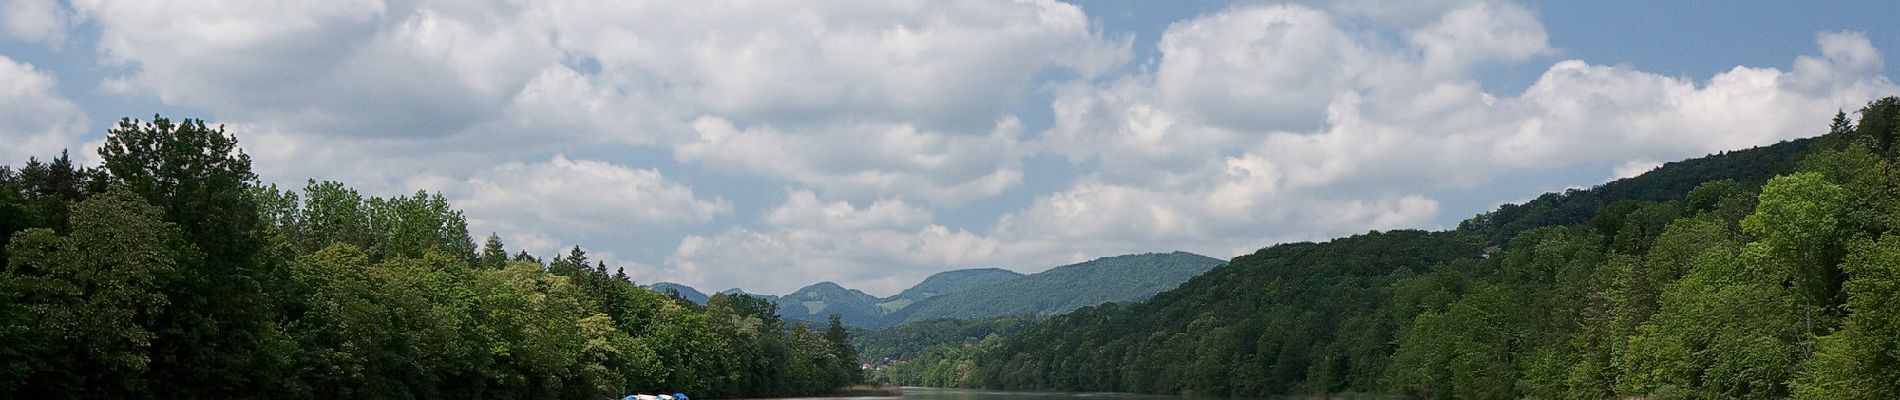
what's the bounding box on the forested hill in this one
[852,315,1037,365]
[775,282,886,328]
[880,268,1025,311]
[880,252,1224,327]
[0,117,863,399]
[888,98,1900,399]
[649,282,710,304]
[653,255,1219,331]
[649,268,1024,328]
[1460,135,1814,246]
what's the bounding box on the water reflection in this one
[743,387,1194,400]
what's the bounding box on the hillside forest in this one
[884,98,1900,399]
[0,117,862,399]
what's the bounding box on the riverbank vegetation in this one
[886,98,1900,398]
[0,116,861,399]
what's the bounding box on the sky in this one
[2,0,1896,296]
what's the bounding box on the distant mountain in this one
[879,251,1224,326]
[648,282,709,305]
[646,253,1218,329]
[718,288,778,303]
[875,268,1024,313]
[650,268,1026,328]
[773,282,885,327]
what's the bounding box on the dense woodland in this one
[887,98,1900,399]
[851,316,1037,366]
[0,117,861,399]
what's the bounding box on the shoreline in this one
[722,385,905,399]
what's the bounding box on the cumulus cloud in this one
[538,0,1126,132]
[229,2,1900,295]
[66,0,1121,234]
[657,190,1005,295]
[1408,0,1549,76]
[675,116,1027,206]
[454,154,731,255]
[1151,5,1362,133]
[1011,4,1895,272]
[0,55,87,165]
[2,0,74,45]
[71,0,1121,142]
[49,0,1134,293]
[21,0,1899,296]
[765,190,931,232]
[77,0,558,137]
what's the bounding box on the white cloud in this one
[71,0,1122,140]
[68,0,1121,216]
[76,0,559,137]
[0,55,86,165]
[646,7,1897,296]
[675,116,1026,206]
[765,189,930,232]
[25,0,1900,297]
[56,0,1131,293]
[1408,1,1549,76]
[539,0,1126,132]
[456,154,730,243]
[1013,6,1896,275]
[2,0,73,45]
[1151,5,1363,133]
[657,190,1008,295]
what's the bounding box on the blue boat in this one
[622,393,688,400]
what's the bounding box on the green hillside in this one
[651,268,1025,328]
[876,268,1025,313]
[657,257,1221,331]
[774,282,885,328]
[880,252,1224,327]
[649,281,710,304]
[851,315,1037,364]
[887,98,1900,399]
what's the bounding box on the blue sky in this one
[2,0,1896,295]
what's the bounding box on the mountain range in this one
[646,252,1222,329]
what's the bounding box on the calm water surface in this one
[753,387,1193,400]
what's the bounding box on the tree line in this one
[886,97,1900,399]
[0,116,862,399]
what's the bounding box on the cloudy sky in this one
[2,0,1896,295]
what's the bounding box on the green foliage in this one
[878,268,1024,309]
[1459,137,1813,245]
[1744,172,1850,318]
[0,189,186,398]
[1793,236,1900,399]
[853,316,1036,365]
[825,316,864,385]
[97,116,293,398]
[0,115,863,399]
[1618,238,1802,399]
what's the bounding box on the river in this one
[750,387,1195,400]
